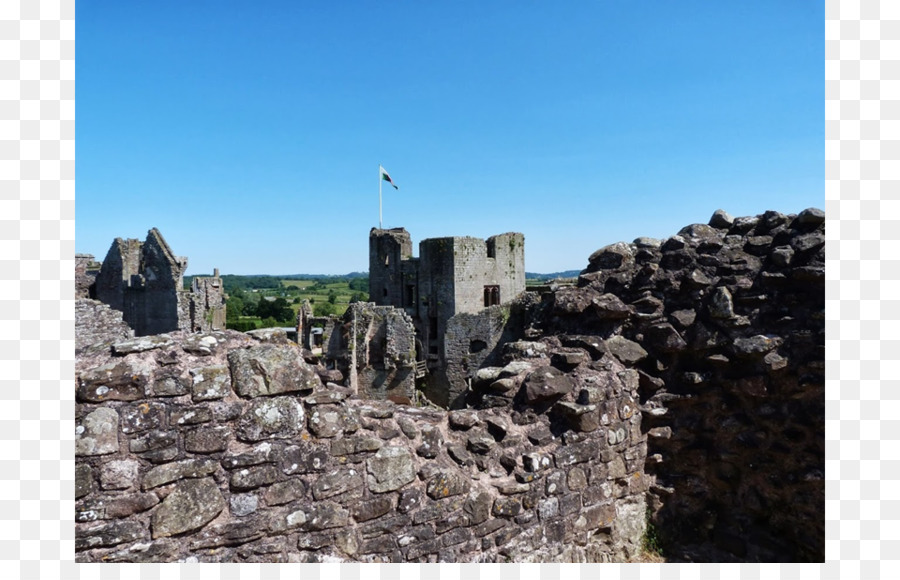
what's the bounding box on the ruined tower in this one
[368,227,525,379]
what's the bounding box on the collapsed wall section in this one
[75,330,647,563]
[538,208,825,562]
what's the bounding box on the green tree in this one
[255,297,294,323]
[328,290,337,304]
[313,302,337,317]
[225,295,244,322]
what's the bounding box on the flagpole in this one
[379,164,383,229]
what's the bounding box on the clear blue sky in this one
[76,1,823,275]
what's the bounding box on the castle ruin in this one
[86,228,226,336]
[367,228,525,406]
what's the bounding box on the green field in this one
[279,279,367,317]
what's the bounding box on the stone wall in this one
[338,303,418,402]
[75,299,134,355]
[76,254,100,299]
[535,208,825,562]
[74,330,647,563]
[452,233,525,315]
[91,228,226,337]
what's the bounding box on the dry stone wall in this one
[75,329,648,563]
[534,208,825,561]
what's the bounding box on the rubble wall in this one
[74,330,647,563]
[539,208,825,561]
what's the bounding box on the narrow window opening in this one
[483,285,500,307]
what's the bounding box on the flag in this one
[380,165,399,189]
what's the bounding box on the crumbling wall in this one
[75,299,134,355]
[338,303,417,402]
[91,228,225,337]
[76,254,101,299]
[74,329,647,563]
[537,208,825,562]
[189,273,226,332]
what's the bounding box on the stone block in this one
[151,477,225,538]
[75,407,119,456]
[185,425,231,453]
[236,396,305,442]
[367,446,416,493]
[190,364,231,401]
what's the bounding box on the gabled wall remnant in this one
[91,228,225,336]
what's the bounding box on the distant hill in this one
[185,271,580,292]
[525,270,580,281]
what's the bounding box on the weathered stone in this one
[397,488,423,514]
[587,242,634,272]
[602,336,648,365]
[75,464,93,499]
[103,493,160,519]
[100,459,140,490]
[184,425,231,453]
[151,371,190,397]
[78,360,149,402]
[76,520,146,550]
[573,502,615,532]
[523,366,575,404]
[119,402,166,435]
[367,446,415,493]
[228,344,320,398]
[332,435,383,457]
[416,425,442,459]
[151,477,225,538]
[448,410,480,429]
[236,396,305,442]
[553,439,600,467]
[143,459,219,490]
[190,364,231,401]
[129,429,177,462]
[797,207,825,226]
[552,401,600,432]
[264,478,308,506]
[230,493,259,517]
[709,209,735,229]
[222,442,279,470]
[182,333,221,356]
[308,404,357,438]
[281,443,330,474]
[466,430,496,454]
[645,323,687,352]
[230,464,279,491]
[312,468,364,500]
[591,293,631,319]
[169,405,213,426]
[709,286,735,318]
[733,334,782,357]
[113,334,175,355]
[351,494,395,522]
[492,497,522,517]
[285,502,349,531]
[397,416,419,439]
[75,407,119,456]
[447,443,475,467]
[426,470,470,499]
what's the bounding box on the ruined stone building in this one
[87,228,226,336]
[367,227,526,405]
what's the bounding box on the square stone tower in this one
[368,227,525,370]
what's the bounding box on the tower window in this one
[484,285,500,307]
